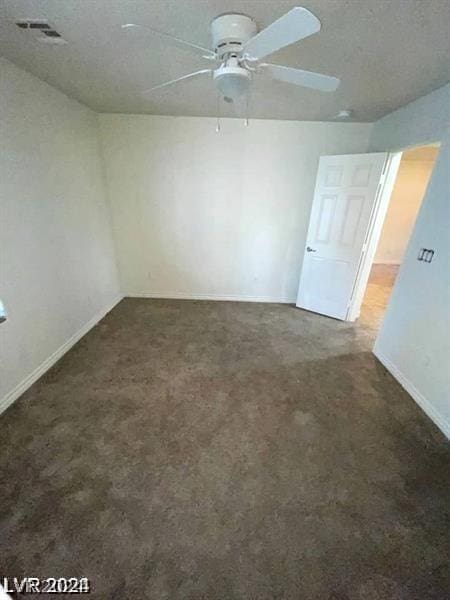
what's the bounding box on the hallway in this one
[359,264,400,333]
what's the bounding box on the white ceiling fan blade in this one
[141,69,213,94]
[260,63,340,92]
[122,24,216,60]
[243,7,321,61]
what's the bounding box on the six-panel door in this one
[296,153,388,320]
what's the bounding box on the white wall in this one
[0,58,120,411]
[99,115,372,302]
[369,84,450,438]
[374,157,434,264]
[370,83,450,152]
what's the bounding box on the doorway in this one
[358,144,440,332]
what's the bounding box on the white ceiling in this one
[1,0,449,121]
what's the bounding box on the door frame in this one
[346,152,402,321]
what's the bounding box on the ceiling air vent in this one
[15,19,67,44]
[16,20,49,29]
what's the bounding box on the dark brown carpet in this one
[1,297,449,599]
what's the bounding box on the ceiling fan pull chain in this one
[245,89,250,127]
[216,93,221,133]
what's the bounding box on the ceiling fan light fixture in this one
[213,65,251,100]
[126,6,341,112]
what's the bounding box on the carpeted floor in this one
[1,274,449,599]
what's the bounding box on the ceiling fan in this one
[122,6,340,106]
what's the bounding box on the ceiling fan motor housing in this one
[211,13,257,58]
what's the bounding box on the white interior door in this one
[296,153,388,320]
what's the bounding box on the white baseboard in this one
[0,294,123,416]
[126,292,296,304]
[373,347,450,439]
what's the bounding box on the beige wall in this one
[0,58,120,410]
[99,115,372,302]
[374,147,437,264]
[369,82,450,438]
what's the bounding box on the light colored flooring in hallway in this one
[359,263,399,333]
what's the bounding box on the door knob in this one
[306,246,317,253]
